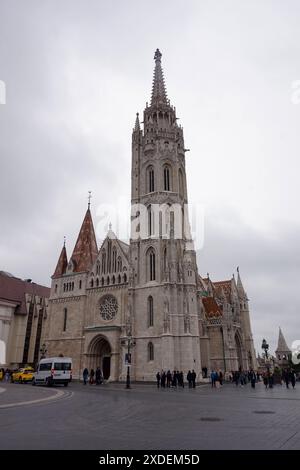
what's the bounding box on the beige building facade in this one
[44,50,256,381]
[0,271,50,368]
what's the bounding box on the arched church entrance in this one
[235,333,243,371]
[87,336,112,380]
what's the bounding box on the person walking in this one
[187,370,192,388]
[83,367,89,385]
[161,371,166,388]
[210,370,216,388]
[167,370,172,388]
[283,369,290,389]
[191,369,196,388]
[290,370,296,389]
[219,371,223,386]
[249,369,256,389]
[156,371,161,388]
[263,372,269,389]
[95,367,102,385]
[89,368,95,385]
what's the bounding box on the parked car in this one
[33,357,72,387]
[11,367,35,383]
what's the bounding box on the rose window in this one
[99,295,118,321]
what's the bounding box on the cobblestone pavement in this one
[0,381,300,449]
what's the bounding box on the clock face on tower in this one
[99,295,118,321]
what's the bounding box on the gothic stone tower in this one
[129,49,202,380]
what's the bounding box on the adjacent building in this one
[0,271,50,368]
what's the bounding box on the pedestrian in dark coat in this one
[191,370,196,388]
[219,371,223,386]
[172,370,177,388]
[187,370,192,388]
[95,367,102,385]
[156,371,161,388]
[83,368,89,385]
[89,368,95,384]
[290,370,296,389]
[167,370,172,388]
[249,369,256,388]
[179,371,184,388]
[161,371,166,388]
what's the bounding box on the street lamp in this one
[40,343,47,360]
[121,330,136,389]
[261,338,269,360]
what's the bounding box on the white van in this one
[33,357,72,387]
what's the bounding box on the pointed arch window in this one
[178,168,184,198]
[148,205,155,237]
[163,165,171,191]
[147,248,156,281]
[63,308,67,332]
[101,250,106,274]
[117,256,122,272]
[96,261,100,275]
[148,296,154,327]
[148,342,154,361]
[147,165,155,193]
[112,248,117,272]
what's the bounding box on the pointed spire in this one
[88,191,92,210]
[151,49,168,106]
[70,208,98,273]
[52,240,68,278]
[237,267,247,300]
[275,327,291,353]
[134,112,140,131]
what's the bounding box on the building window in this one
[148,206,155,237]
[90,279,94,288]
[112,248,117,272]
[96,278,99,287]
[102,251,106,274]
[55,284,58,293]
[123,273,127,283]
[148,248,156,281]
[163,165,171,191]
[79,280,82,289]
[63,308,67,332]
[147,166,155,192]
[178,169,184,198]
[117,256,122,272]
[148,296,154,327]
[96,261,100,275]
[148,342,154,361]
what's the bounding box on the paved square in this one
[0,381,300,449]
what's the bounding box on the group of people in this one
[156,370,197,389]
[82,367,103,385]
[230,369,258,388]
[262,368,297,389]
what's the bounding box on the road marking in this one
[0,387,6,394]
[0,388,66,409]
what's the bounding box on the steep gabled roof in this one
[70,208,98,273]
[202,297,223,318]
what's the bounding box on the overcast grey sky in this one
[0,0,300,354]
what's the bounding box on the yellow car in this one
[12,367,35,383]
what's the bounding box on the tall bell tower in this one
[129,49,202,380]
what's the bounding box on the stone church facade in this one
[44,50,256,381]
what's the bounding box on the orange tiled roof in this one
[202,297,223,318]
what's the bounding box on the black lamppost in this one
[121,330,136,389]
[39,343,47,360]
[261,338,269,359]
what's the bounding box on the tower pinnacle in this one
[151,48,168,106]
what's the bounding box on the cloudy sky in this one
[1,0,300,354]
